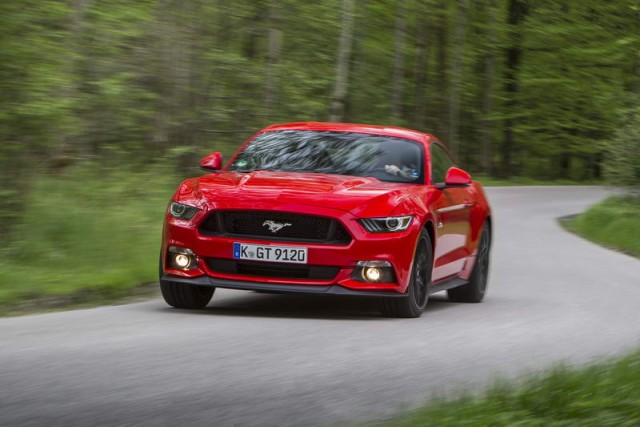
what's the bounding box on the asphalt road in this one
[2,187,639,427]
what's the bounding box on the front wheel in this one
[160,280,215,309]
[159,256,214,309]
[448,222,491,303]
[380,230,432,318]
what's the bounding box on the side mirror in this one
[437,167,471,189]
[199,152,223,171]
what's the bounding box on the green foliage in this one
[0,165,179,309]
[0,0,74,230]
[604,102,640,190]
[0,0,638,197]
[515,0,635,179]
[566,195,640,257]
[382,351,640,426]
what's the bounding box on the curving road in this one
[2,187,639,426]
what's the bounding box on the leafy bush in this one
[605,102,640,192]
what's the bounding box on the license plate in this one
[233,243,308,264]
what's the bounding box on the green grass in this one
[0,165,180,313]
[565,195,640,258]
[381,351,640,426]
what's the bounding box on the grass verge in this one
[563,195,640,258]
[380,351,640,426]
[0,164,180,315]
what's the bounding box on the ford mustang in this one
[160,122,492,317]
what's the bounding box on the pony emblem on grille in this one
[262,220,292,233]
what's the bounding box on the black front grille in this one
[206,258,340,280]
[199,210,352,245]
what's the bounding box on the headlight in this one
[359,215,413,233]
[168,202,199,220]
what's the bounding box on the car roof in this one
[260,122,435,144]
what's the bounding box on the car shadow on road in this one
[158,291,457,321]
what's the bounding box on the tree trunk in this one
[152,0,176,151]
[202,0,229,136]
[413,1,429,130]
[481,0,497,175]
[448,0,469,160]
[501,0,527,178]
[345,0,368,119]
[635,48,640,94]
[55,0,92,160]
[263,1,283,121]
[391,0,407,121]
[635,10,640,95]
[329,0,355,122]
[558,152,571,179]
[243,4,267,60]
[182,0,205,150]
[434,0,448,139]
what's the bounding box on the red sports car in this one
[160,122,492,317]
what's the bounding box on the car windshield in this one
[227,130,424,183]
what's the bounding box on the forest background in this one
[0,0,639,306]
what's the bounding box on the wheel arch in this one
[423,219,435,253]
[484,215,493,244]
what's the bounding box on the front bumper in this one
[160,274,406,298]
[162,203,422,295]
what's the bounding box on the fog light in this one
[174,254,191,269]
[362,267,382,282]
[354,260,394,283]
[168,246,198,270]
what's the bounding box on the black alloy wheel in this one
[380,230,433,318]
[448,222,491,303]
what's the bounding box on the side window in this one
[430,142,453,184]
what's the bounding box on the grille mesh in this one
[199,210,351,244]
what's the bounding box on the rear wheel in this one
[448,222,491,303]
[159,257,214,309]
[380,230,432,318]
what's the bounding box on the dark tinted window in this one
[228,130,424,183]
[430,142,453,184]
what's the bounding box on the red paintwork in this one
[445,167,472,186]
[199,152,223,171]
[161,122,491,295]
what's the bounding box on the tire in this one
[448,222,491,303]
[380,230,432,318]
[159,257,214,309]
[160,280,214,309]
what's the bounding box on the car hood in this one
[182,171,415,216]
